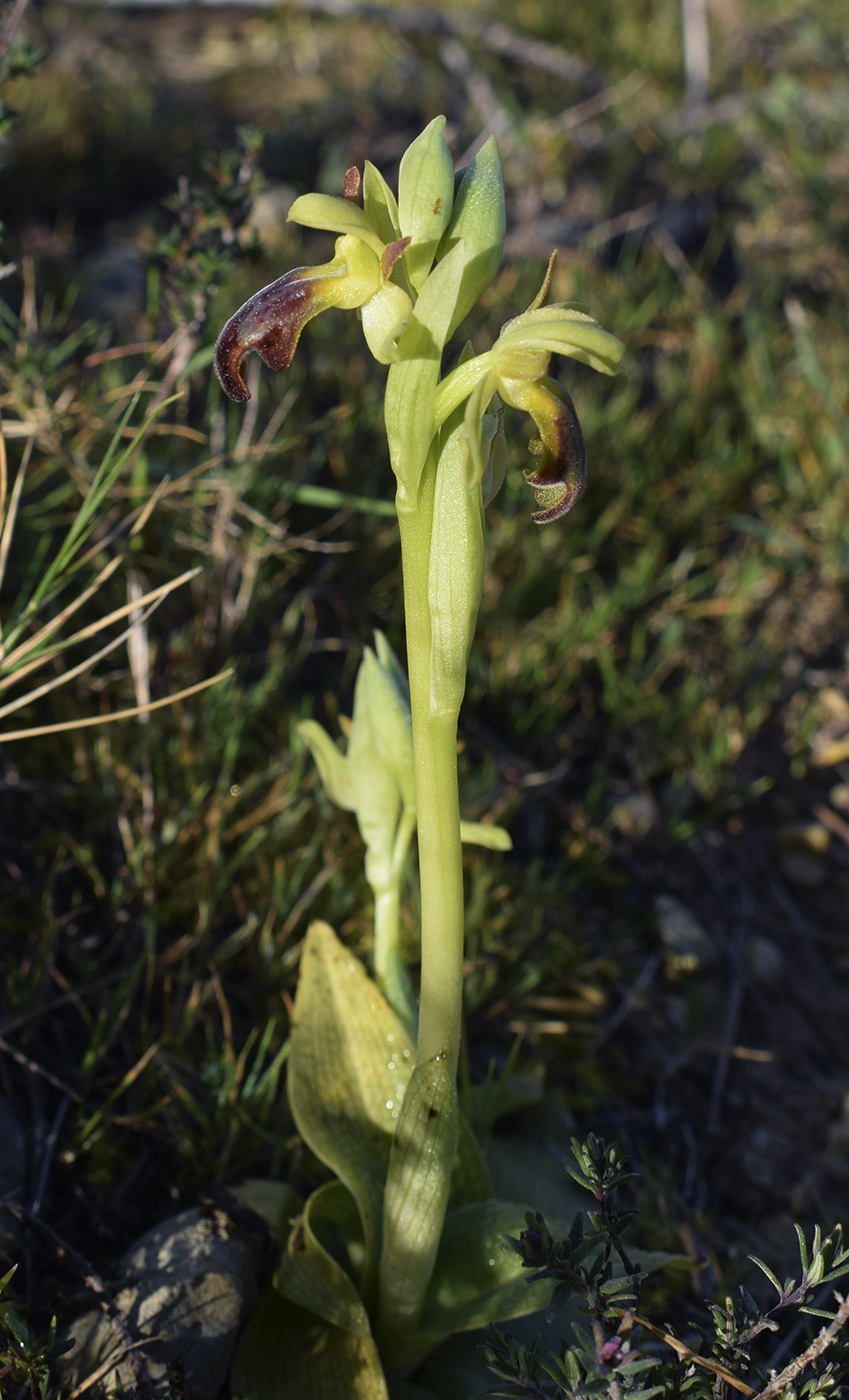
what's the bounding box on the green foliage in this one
[0,1266,73,1399]
[481,1139,849,1400]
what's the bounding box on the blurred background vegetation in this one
[1,0,848,1380]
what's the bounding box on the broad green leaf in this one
[459,820,512,852]
[297,720,356,811]
[416,1200,563,1346]
[438,138,505,338]
[377,1055,459,1351]
[230,1283,388,1400]
[448,1112,491,1208]
[287,922,415,1306]
[397,116,454,293]
[385,241,469,509]
[287,193,385,258]
[275,1181,371,1337]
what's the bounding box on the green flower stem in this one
[396,471,465,1077]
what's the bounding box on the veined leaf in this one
[287,922,415,1307]
[230,1283,388,1400]
[416,1200,563,1347]
[275,1181,371,1337]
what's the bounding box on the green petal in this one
[287,192,385,258]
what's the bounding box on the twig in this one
[680,0,709,106]
[754,1293,849,1400]
[0,1035,81,1102]
[0,1201,156,1400]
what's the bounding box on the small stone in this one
[776,821,830,855]
[778,849,827,888]
[830,783,849,813]
[61,1208,264,1398]
[745,936,784,985]
[610,792,659,839]
[655,894,713,975]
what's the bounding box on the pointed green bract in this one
[439,138,506,338]
[397,116,455,293]
[386,240,470,509]
[287,922,415,1306]
[297,719,356,811]
[427,423,485,719]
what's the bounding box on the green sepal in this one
[274,1181,371,1337]
[397,116,455,293]
[438,137,506,338]
[287,192,385,258]
[459,820,512,852]
[496,306,624,376]
[297,719,356,812]
[386,240,470,509]
[287,922,415,1309]
[230,1283,388,1400]
[377,1054,459,1353]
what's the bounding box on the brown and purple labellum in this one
[214,267,329,402]
[498,374,587,524]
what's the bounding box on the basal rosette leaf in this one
[230,1284,388,1400]
[274,1181,371,1337]
[287,922,415,1308]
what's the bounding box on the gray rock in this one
[62,1208,263,1399]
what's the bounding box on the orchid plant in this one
[214,118,623,1400]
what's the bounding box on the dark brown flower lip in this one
[214,268,316,403]
[501,375,586,524]
[524,387,586,523]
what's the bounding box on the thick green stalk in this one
[395,463,465,1076]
